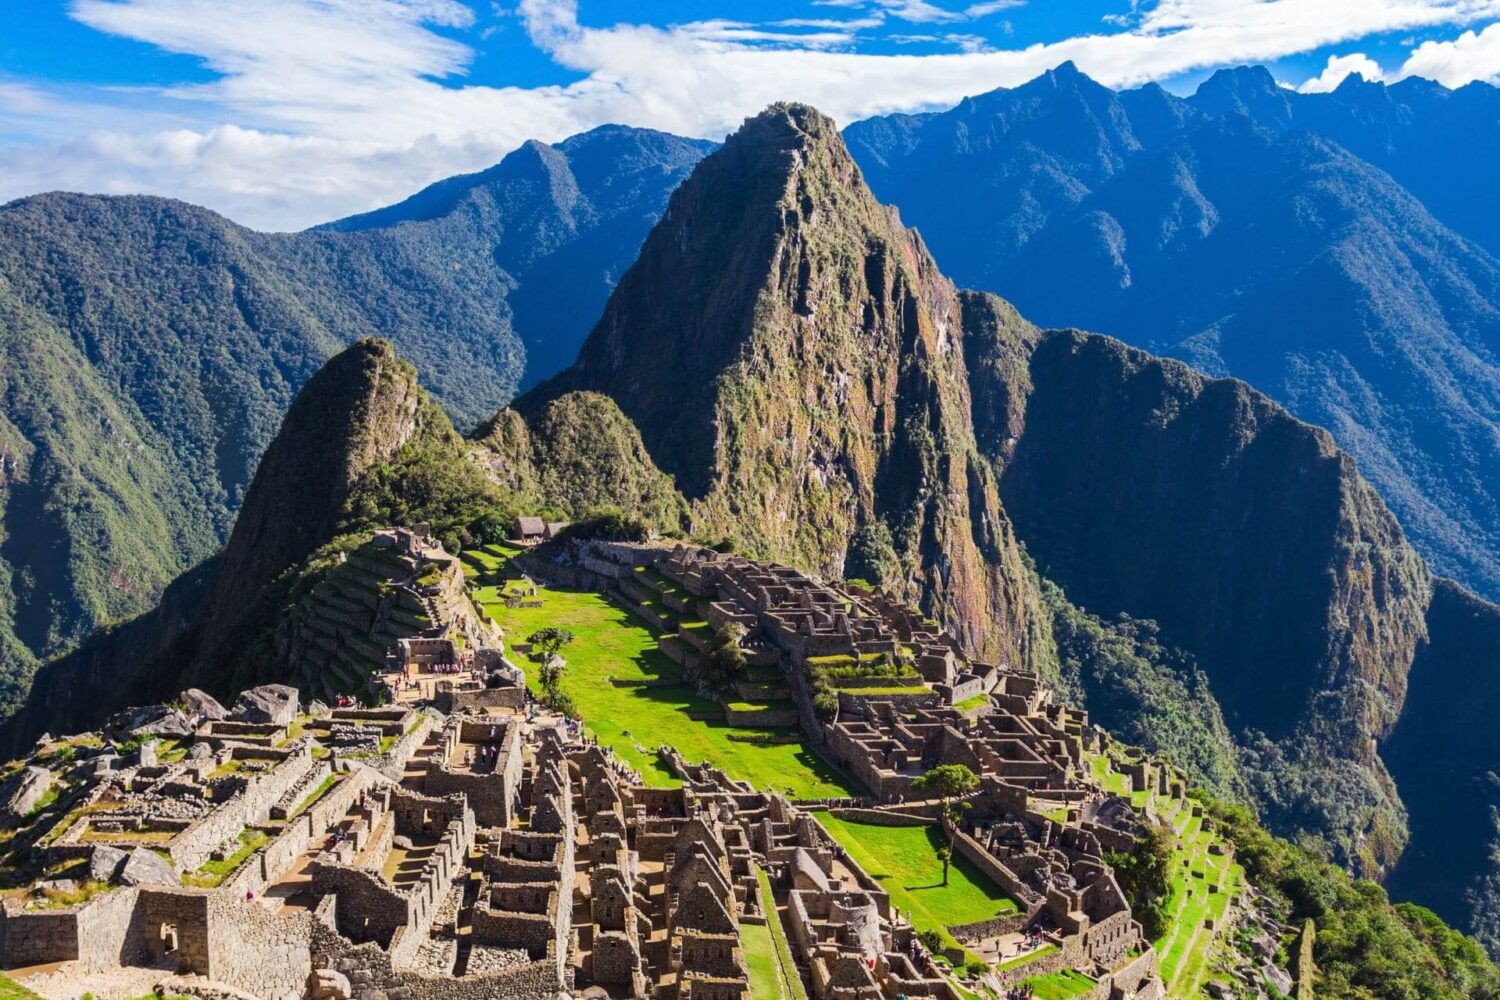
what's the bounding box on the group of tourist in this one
[463,743,503,772]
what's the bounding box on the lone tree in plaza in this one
[912,763,981,837]
[528,628,575,707]
[527,627,575,661]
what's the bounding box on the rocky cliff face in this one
[967,321,1433,871]
[526,104,1047,667]
[1385,580,1500,953]
[846,66,1500,607]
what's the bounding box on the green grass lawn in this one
[472,555,857,799]
[1022,969,1096,999]
[741,914,782,999]
[811,811,1018,954]
[754,866,810,1000]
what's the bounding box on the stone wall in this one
[366,710,440,783]
[435,686,526,715]
[139,889,211,973]
[311,898,564,1000]
[311,863,411,948]
[171,745,316,870]
[75,885,146,972]
[827,807,931,827]
[0,905,79,967]
[945,819,1041,908]
[205,891,313,998]
[228,769,374,899]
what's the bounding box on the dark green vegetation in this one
[1103,810,1176,941]
[846,64,1500,608]
[473,391,689,532]
[1042,578,1243,802]
[1207,796,1500,999]
[0,126,710,720]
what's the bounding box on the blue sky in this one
[2,0,1499,230]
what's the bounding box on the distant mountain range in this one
[846,63,1500,604]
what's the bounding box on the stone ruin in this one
[0,541,1197,1000]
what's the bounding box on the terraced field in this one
[1087,753,1241,998]
[465,545,856,798]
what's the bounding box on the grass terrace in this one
[810,811,1018,956]
[1022,969,1097,999]
[182,829,271,888]
[740,912,780,1000]
[1087,750,1242,998]
[470,545,856,798]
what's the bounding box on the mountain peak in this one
[525,103,1045,664]
[197,338,438,642]
[1191,65,1290,120]
[729,102,845,161]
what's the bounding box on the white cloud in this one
[3,0,1500,230]
[964,0,1024,16]
[1397,20,1500,84]
[1298,51,1386,91]
[871,0,967,24]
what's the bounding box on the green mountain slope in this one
[0,127,709,715]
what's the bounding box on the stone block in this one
[231,685,300,726]
[88,844,129,882]
[310,968,353,1000]
[181,688,229,723]
[1,765,53,823]
[120,847,177,886]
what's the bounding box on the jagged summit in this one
[525,102,1046,666]
[317,125,714,235]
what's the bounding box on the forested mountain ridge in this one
[318,125,717,385]
[845,64,1500,605]
[0,126,709,716]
